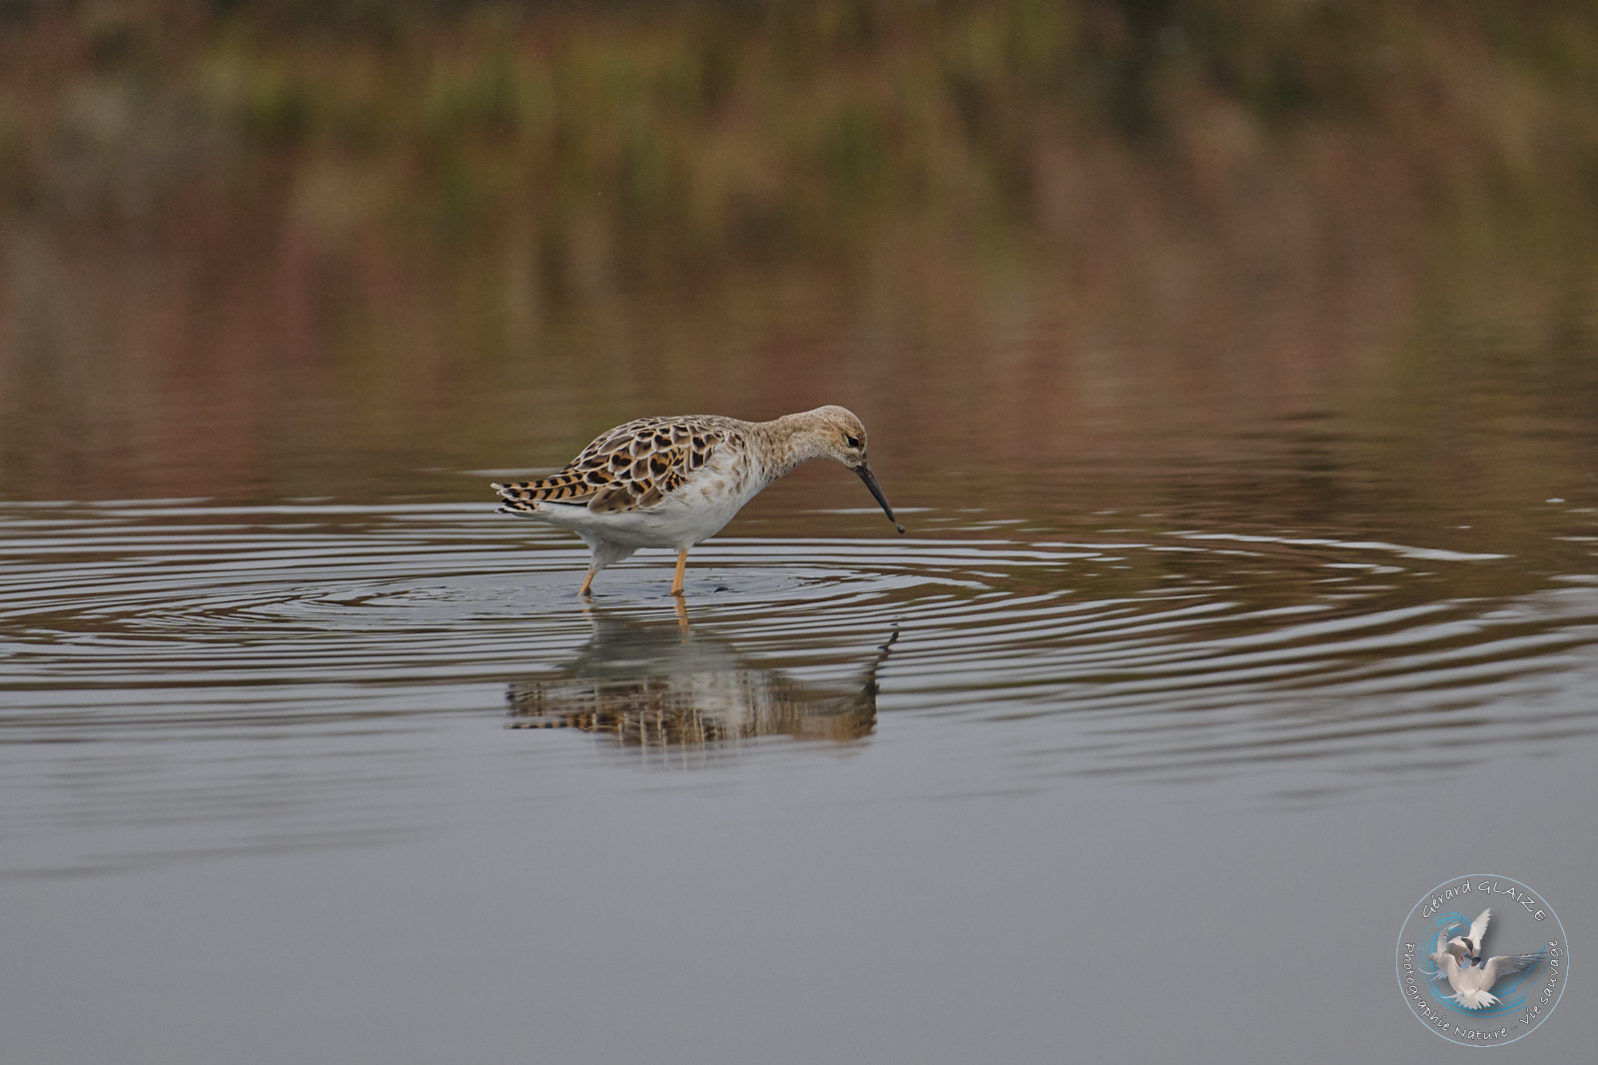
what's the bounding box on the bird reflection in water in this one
[507,604,897,755]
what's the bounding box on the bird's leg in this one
[672,594,689,634]
[579,566,596,597]
[670,549,688,596]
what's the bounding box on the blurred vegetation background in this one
[2,0,1597,505]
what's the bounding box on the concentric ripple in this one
[3,499,1597,803]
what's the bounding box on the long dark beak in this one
[855,464,906,533]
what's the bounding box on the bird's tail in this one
[493,473,594,508]
[1449,989,1501,1010]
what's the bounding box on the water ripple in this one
[2,499,1596,802]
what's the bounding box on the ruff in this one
[494,405,903,595]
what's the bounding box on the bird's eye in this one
[844,434,861,449]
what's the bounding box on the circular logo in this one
[1394,874,1568,1046]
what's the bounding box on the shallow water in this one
[4,467,1595,1061]
[10,496,1597,807]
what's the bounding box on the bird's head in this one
[803,405,871,468]
[800,405,905,534]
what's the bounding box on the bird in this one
[492,405,905,596]
[1430,929,1542,1009]
[1445,908,1493,965]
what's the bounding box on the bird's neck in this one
[750,414,826,482]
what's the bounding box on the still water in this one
[3,397,1596,1061]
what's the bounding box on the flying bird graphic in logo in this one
[1429,908,1544,1009]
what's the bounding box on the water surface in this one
[4,448,1595,1061]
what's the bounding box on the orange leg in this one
[670,549,688,596]
[578,566,596,597]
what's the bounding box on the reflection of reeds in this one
[3,2,1598,509]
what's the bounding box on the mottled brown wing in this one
[494,418,726,514]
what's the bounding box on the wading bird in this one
[494,406,904,596]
